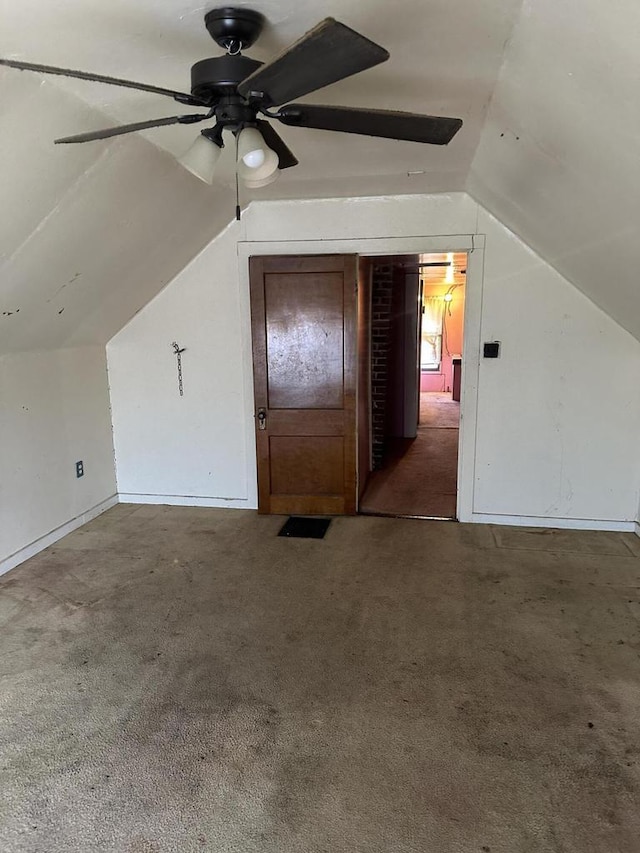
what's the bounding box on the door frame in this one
[237,234,485,522]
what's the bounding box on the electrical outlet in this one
[76,460,84,478]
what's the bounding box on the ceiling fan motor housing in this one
[190,54,262,103]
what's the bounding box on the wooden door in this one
[249,254,358,515]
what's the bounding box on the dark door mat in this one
[278,516,332,539]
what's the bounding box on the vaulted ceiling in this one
[1,0,638,353]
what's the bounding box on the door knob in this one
[257,408,267,430]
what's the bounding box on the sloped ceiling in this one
[468,0,640,341]
[0,68,233,353]
[1,0,639,352]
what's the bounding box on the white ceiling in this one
[0,67,232,352]
[1,0,639,352]
[0,0,521,193]
[468,0,640,340]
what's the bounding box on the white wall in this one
[107,193,640,530]
[108,222,251,507]
[474,209,640,526]
[108,194,477,509]
[0,347,117,573]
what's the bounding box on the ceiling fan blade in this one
[256,120,298,169]
[238,18,389,106]
[277,104,463,145]
[54,114,209,144]
[0,58,204,105]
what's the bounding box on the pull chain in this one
[235,132,241,221]
[172,342,186,397]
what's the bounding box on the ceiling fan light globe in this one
[242,148,266,169]
[243,170,279,189]
[178,132,221,184]
[237,126,269,170]
[237,145,279,183]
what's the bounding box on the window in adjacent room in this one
[420,295,444,371]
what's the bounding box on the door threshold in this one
[358,510,458,522]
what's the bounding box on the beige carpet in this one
[361,392,459,517]
[2,505,640,852]
[419,390,461,428]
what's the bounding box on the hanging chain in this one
[171,342,186,397]
[235,132,241,221]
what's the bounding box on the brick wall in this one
[370,263,394,469]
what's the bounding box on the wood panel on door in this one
[250,254,357,515]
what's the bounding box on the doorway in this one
[359,252,467,518]
[243,239,480,521]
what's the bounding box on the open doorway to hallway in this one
[359,252,467,518]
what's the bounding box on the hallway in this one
[360,392,460,517]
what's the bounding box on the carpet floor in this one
[360,392,460,517]
[2,505,640,852]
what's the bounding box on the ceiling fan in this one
[0,7,463,190]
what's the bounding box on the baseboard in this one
[0,494,119,577]
[118,493,254,510]
[2,497,632,577]
[470,512,636,533]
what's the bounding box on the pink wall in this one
[420,284,465,393]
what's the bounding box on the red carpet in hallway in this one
[360,392,460,517]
